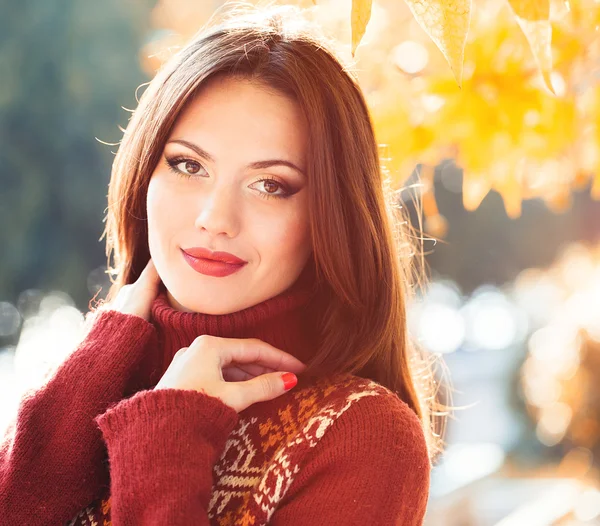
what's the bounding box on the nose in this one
[194,180,240,238]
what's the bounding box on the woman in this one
[0,4,447,525]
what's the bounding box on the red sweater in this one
[0,274,431,525]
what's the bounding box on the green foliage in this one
[0,0,154,309]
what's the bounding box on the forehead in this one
[168,76,307,162]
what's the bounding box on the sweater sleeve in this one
[0,309,157,525]
[94,387,239,525]
[271,393,432,526]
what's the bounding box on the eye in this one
[251,178,293,200]
[164,155,297,200]
[165,156,208,178]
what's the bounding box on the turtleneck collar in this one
[149,261,320,376]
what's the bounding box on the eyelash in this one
[164,155,294,200]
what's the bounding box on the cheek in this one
[251,204,311,261]
[146,176,183,250]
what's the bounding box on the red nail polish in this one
[281,372,298,391]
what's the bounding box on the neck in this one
[149,262,320,376]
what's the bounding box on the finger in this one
[205,337,307,374]
[135,259,162,296]
[235,371,297,408]
[223,367,254,382]
[223,364,276,382]
[138,258,161,285]
[190,335,306,373]
[235,363,277,377]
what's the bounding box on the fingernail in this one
[281,372,298,391]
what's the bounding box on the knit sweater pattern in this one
[0,271,431,525]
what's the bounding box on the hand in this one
[154,334,307,413]
[107,258,162,321]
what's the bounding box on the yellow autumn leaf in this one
[592,175,600,199]
[593,124,600,199]
[506,0,555,95]
[545,188,572,213]
[506,0,549,20]
[462,175,492,212]
[404,0,472,88]
[371,87,438,183]
[496,172,523,218]
[351,0,372,55]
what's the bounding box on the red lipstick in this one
[181,247,247,277]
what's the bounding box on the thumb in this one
[240,372,298,408]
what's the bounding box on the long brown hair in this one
[98,2,450,464]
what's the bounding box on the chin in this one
[166,287,251,315]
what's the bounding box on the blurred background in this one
[1,0,600,523]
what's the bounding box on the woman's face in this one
[147,75,311,314]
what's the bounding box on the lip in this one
[181,248,247,278]
[182,247,247,265]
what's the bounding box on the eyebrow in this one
[166,139,305,176]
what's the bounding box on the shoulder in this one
[293,373,431,466]
[278,374,431,515]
